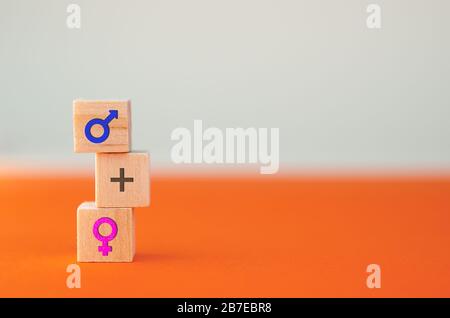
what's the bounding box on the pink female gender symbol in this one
[93,217,118,256]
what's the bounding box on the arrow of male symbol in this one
[84,110,119,144]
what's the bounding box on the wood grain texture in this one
[95,152,150,207]
[77,202,135,262]
[73,100,131,153]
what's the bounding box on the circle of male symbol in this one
[93,217,118,256]
[84,109,119,143]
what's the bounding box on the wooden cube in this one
[73,100,131,153]
[95,152,150,208]
[77,202,135,262]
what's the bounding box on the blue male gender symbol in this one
[84,110,119,143]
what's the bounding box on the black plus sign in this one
[110,168,134,192]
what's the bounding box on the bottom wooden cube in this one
[77,202,135,262]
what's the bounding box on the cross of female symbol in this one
[93,217,118,256]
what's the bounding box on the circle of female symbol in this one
[84,110,118,144]
[93,217,118,256]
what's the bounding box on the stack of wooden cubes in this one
[73,100,150,262]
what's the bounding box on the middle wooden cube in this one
[95,152,150,208]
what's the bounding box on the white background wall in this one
[1,0,449,170]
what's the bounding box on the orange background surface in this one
[0,172,449,297]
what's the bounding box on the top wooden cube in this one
[73,100,131,153]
